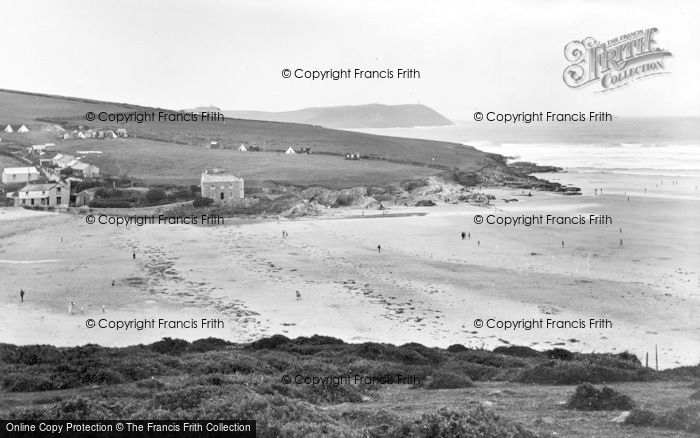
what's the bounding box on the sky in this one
[0,0,698,119]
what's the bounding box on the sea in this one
[356,117,700,200]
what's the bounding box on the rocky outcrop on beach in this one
[255,157,580,217]
[453,161,581,195]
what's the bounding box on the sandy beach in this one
[1,189,698,369]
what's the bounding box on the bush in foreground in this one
[566,384,636,411]
[493,345,541,358]
[626,405,700,433]
[384,407,539,438]
[516,361,653,385]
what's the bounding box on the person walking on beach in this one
[619,238,623,247]
[20,289,25,303]
[69,301,75,315]
[133,252,136,259]
[477,240,480,247]
[296,290,301,300]
[561,240,565,248]
[594,188,598,196]
[461,231,466,240]
[377,244,381,254]
[111,278,115,287]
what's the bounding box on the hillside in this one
[0,89,496,189]
[224,103,454,129]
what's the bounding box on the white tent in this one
[285,146,296,154]
[4,125,13,133]
[238,144,247,152]
[18,125,29,133]
[77,131,86,139]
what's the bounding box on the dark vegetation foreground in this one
[1,336,698,437]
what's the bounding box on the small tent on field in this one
[285,146,296,154]
[4,125,13,133]
[238,144,248,152]
[18,125,30,133]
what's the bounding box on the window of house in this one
[31,199,35,206]
[56,188,61,194]
[210,184,215,190]
[56,197,61,204]
[220,184,225,189]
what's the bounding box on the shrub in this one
[248,335,291,350]
[581,353,643,370]
[188,337,232,353]
[421,372,473,390]
[452,350,527,369]
[625,409,656,426]
[2,373,55,392]
[493,345,541,358]
[566,384,636,410]
[0,344,63,365]
[616,351,642,366]
[516,361,653,385]
[144,189,167,204]
[184,351,269,375]
[441,361,500,381]
[545,348,573,361]
[81,368,125,385]
[384,407,539,438]
[149,338,190,355]
[626,405,700,433]
[192,195,213,208]
[446,344,468,353]
[291,335,345,346]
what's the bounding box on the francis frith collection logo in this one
[563,28,672,92]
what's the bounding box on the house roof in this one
[71,162,91,170]
[54,154,75,163]
[3,167,39,175]
[20,183,59,191]
[19,179,68,191]
[201,170,243,183]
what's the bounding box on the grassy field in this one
[52,139,441,187]
[0,89,147,124]
[0,153,25,169]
